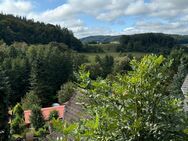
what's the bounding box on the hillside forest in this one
[1,14,188,140]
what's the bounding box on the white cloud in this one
[0,0,33,15]
[123,21,188,35]
[125,0,150,15]
[1,0,188,37]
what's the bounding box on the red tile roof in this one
[24,105,65,124]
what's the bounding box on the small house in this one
[24,105,65,127]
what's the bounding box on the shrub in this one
[58,82,75,104]
[21,91,41,110]
[49,110,59,120]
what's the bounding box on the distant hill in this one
[0,14,83,51]
[81,34,188,45]
[80,35,121,43]
[118,33,187,54]
[170,35,188,44]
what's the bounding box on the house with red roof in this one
[24,105,65,126]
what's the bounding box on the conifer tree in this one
[0,67,10,140]
[30,105,45,131]
[10,103,25,135]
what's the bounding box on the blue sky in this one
[0,0,188,38]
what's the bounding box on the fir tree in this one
[0,67,10,140]
[10,103,25,135]
[30,105,45,131]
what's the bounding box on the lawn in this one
[80,52,147,63]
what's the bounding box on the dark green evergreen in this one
[118,33,177,54]
[0,67,10,140]
[10,103,25,135]
[0,14,83,51]
[58,82,75,104]
[30,105,45,131]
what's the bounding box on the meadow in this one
[80,52,147,63]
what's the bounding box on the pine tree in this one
[30,105,45,131]
[29,59,48,106]
[10,103,25,135]
[21,91,41,110]
[0,67,10,140]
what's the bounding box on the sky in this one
[0,0,188,38]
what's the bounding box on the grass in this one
[80,52,147,63]
[81,43,148,63]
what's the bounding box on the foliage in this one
[12,103,24,118]
[85,63,103,80]
[169,49,185,73]
[58,82,75,104]
[34,127,47,137]
[0,67,10,140]
[10,115,25,135]
[118,33,177,54]
[21,91,41,110]
[1,46,30,106]
[71,53,88,70]
[11,104,25,135]
[81,44,104,53]
[50,114,99,140]
[113,55,132,74]
[30,105,45,131]
[85,55,114,79]
[0,42,77,107]
[28,45,73,106]
[0,14,83,51]
[76,55,188,140]
[96,55,114,78]
[169,56,188,99]
[48,110,59,120]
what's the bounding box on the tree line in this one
[118,33,184,54]
[0,41,88,107]
[0,13,83,51]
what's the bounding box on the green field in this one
[80,52,147,63]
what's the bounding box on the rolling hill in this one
[0,14,83,51]
[81,34,188,45]
[80,35,121,43]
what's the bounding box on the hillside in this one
[81,34,188,45]
[0,14,83,51]
[80,35,120,43]
[171,34,188,44]
[118,33,177,54]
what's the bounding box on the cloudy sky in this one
[0,0,188,38]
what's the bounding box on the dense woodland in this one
[118,33,180,54]
[1,14,188,140]
[0,13,83,51]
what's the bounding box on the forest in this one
[1,14,188,141]
[1,41,188,140]
[0,13,83,51]
[118,33,187,54]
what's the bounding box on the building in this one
[63,93,85,123]
[181,75,188,111]
[24,105,65,126]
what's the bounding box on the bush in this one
[34,128,47,137]
[58,82,75,104]
[48,110,59,120]
[21,91,41,110]
[10,103,25,135]
[30,105,45,131]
